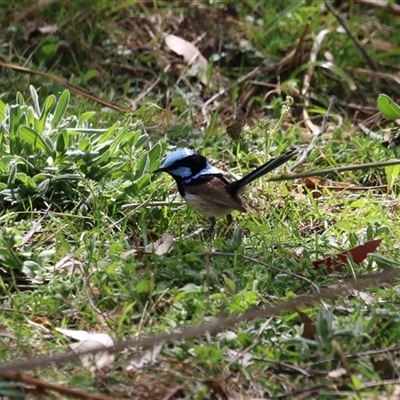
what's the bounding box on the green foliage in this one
[0,382,25,399]
[1,1,400,399]
[0,86,159,210]
[385,164,400,193]
[377,94,400,120]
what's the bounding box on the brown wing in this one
[185,178,249,212]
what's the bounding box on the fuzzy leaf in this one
[19,126,52,153]
[51,90,70,127]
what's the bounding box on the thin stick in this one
[0,60,128,113]
[291,21,311,69]
[275,383,334,399]
[201,66,261,110]
[205,252,210,312]
[267,159,400,182]
[314,185,386,191]
[290,96,337,171]
[19,203,51,247]
[310,344,400,367]
[360,378,400,390]
[325,0,379,71]
[302,28,331,133]
[0,371,125,400]
[200,252,320,292]
[122,201,185,209]
[348,67,400,85]
[125,66,166,111]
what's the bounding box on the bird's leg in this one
[220,214,233,237]
[207,217,216,235]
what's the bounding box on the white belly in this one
[184,193,233,218]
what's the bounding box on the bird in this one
[155,147,298,232]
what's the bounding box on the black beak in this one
[153,167,163,174]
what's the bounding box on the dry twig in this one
[268,159,400,182]
[301,28,330,133]
[290,96,337,171]
[0,60,128,113]
[199,252,320,291]
[325,0,379,71]
[0,371,125,400]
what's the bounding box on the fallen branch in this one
[0,269,399,373]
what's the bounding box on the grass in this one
[1,0,400,399]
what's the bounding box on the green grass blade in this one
[290,61,356,90]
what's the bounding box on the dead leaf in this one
[372,357,399,380]
[226,349,253,367]
[161,387,185,400]
[217,330,237,341]
[302,177,350,189]
[296,308,317,340]
[165,34,209,85]
[56,328,114,371]
[203,380,228,400]
[144,233,174,255]
[32,316,52,330]
[120,248,137,260]
[327,367,347,378]
[24,19,58,41]
[382,131,400,148]
[54,255,83,275]
[121,342,164,371]
[26,317,52,332]
[294,177,357,198]
[353,0,400,16]
[312,239,382,273]
[38,24,59,35]
[357,291,378,304]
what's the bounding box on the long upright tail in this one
[226,147,298,194]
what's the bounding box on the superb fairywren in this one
[156,147,298,231]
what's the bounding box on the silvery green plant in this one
[0,86,161,209]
